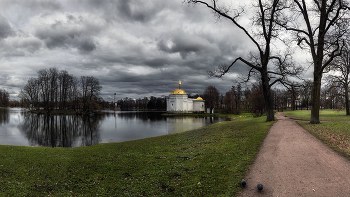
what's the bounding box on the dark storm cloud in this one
[144,58,171,68]
[157,32,220,59]
[71,0,167,24]
[116,0,167,23]
[0,0,280,101]
[0,0,62,11]
[77,38,96,52]
[27,0,62,10]
[0,14,13,39]
[34,14,99,53]
[116,0,149,22]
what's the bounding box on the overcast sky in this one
[0,0,311,102]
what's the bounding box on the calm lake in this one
[0,108,226,148]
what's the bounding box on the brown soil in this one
[239,113,350,197]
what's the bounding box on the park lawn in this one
[284,109,350,122]
[162,113,253,119]
[284,110,350,159]
[0,115,274,196]
[298,121,350,159]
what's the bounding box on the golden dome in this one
[196,96,203,100]
[170,79,187,95]
[170,89,187,95]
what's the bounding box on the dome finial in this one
[178,79,181,89]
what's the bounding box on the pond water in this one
[0,108,226,148]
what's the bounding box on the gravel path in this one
[239,113,350,197]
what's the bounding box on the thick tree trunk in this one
[262,73,274,121]
[310,75,321,124]
[345,85,349,115]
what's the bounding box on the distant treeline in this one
[19,68,102,114]
[0,89,9,107]
[117,96,166,111]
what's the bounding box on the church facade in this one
[166,80,205,113]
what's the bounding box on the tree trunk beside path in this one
[240,113,350,196]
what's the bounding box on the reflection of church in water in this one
[166,80,205,113]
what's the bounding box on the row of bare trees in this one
[202,80,350,117]
[188,0,350,124]
[0,89,9,107]
[19,68,102,113]
[116,96,166,111]
[203,84,295,116]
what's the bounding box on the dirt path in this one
[239,113,350,197]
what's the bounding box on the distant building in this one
[166,80,205,113]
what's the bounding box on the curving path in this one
[239,113,350,197]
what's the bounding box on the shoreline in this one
[0,115,273,196]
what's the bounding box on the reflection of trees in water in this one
[19,114,104,147]
[0,108,10,125]
[118,112,165,122]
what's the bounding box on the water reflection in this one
[19,114,102,147]
[116,111,166,122]
[0,109,225,147]
[0,108,10,125]
[166,116,217,133]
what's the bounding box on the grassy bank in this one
[284,109,350,122]
[162,113,253,120]
[283,110,350,159]
[0,116,273,196]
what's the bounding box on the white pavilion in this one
[166,80,205,113]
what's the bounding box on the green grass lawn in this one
[0,115,273,196]
[298,121,350,158]
[283,109,350,122]
[283,110,350,159]
[162,113,253,119]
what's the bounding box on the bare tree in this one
[204,85,219,114]
[273,88,288,111]
[300,80,313,110]
[286,83,300,110]
[231,84,242,114]
[48,68,59,111]
[278,0,349,123]
[247,82,266,117]
[326,39,350,114]
[0,89,9,107]
[19,77,40,109]
[187,0,301,121]
[322,82,343,109]
[223,91,234,113]
[21,68,103,114]
[58,70,72,110]
[81,76,102,112]
[38,69,50,111]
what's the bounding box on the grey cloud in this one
[157,32,221,59]
[35,16,99,53]
[0,14,13,39]
[70,0,165,23]
[18,39,42,53]
[116,0,151,22]
[0,36,42,58]
[0,0,62,11]
[36,0,62,10]
[78,38,96,53]
[0,0,274,101]
[144,58,171,68]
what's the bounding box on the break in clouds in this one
[0,0,284,102]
